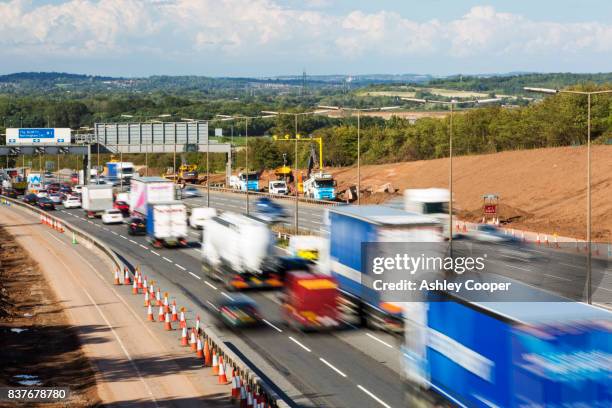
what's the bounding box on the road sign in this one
[215,128,223,137]
[6,128,71,145]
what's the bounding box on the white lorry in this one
[268,180,288,195]
[404,188,452,239]
[129,177,175,216]
[82,184,114,218]
[303,172,336,200]
[202,212,283,290]
[146,201,188,248]
[189,207,217,229]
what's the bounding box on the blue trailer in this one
[325,205,442,330]
[402,291,612,407]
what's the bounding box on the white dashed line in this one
[120,235,128,240]
[150,250,160,256]
[204,281,218,290]
[94,223,101,227]
[357,385,391,408]
[163,256,173,263]
[319,358,347,378]
[103,227,110,231]
[221,292,234,301]
[111,231,118,235]
[504,263,531,272]
[262,319,283,333]
[87,220,94,224]
[544,273,571,282]
[129,239,137,244]
[288,336,311,352]
[188,272,202,280]
[366,333,394,349]
[139,244,148,249]
[175,264,186,271]
[206,300,219,311]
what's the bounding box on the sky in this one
[1,0,612,77]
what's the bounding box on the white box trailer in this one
[82,184,114,217]
[146,201,188,247]
[129,177,175,215]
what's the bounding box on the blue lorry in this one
[325,205,442,330]
[402,291,612,407]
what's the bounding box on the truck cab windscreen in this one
[314,179,334,188]
[423,202,448,214]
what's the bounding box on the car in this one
[23,193,38,204]
[62,196,81,209]
[70,173,78,183]
[46,183,61,193]
[189,207,217,229]
[73,185,83,194]
[468,224,518,244]
[44,171,53,179]
[36,189,48,198]
[254,197,288,221]
[1,188,19,199]
[37,197,55,210]
[127,217,146,235]
[217,295,263,329]
[113,200,130,215]
[102,209,124,224]
[182,186,202,198]
[48,192,65,204]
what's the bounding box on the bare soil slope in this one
[329,145,612,240]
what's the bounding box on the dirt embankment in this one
[327,145,612,240]
[0,226,100,407]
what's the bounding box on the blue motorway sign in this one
[18,128,55,139]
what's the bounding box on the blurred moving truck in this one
[146,201,187,248]
[282,271,340,331]
[82,184,114,218]
[201,212,283,290]
[130,177,175,216]
[402,298,612,407]
[404,188,451,239]
[324,205,442,331]
[106,161,134,180]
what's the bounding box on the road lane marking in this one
[221,292,234,301]
[366,333,394,349]
[504,263,531,272]
[357,385,391,408]
[204,281,217,290]
[189,271,202,280]
[129,239,137,244]
[46,232,65,245]
[288,336,311,352]
[111,231,118,235]
[94,223,101,227]
[150,250,160,256]
[175,264,186,271]
[559,262,581,269]
[103,227,109,231]
[139,244,148,249]
[87,220,94,224]
[544,273,571,282]
[319,358,347,378]
[163,256,173,263]
[206,300,219,311]
[120,235,128,240]
[262,319,283,332]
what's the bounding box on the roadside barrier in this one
[191,184,341,207]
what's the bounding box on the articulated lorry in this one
[402,294,612,407]
[106,161,134,180]
[129,177,176,216]
[303,172,336,200]
[82,184,114,217]
[146,201,188,248]
[404,188,452,239]
[323,205,442,331]
[201,212,289,290]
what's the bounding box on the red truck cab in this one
[282,272,340,331]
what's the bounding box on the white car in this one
[101,209,124,224]
[73,185,83,194]
[63,196,81,209]
[189,207,217,229]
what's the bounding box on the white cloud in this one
[1,1,612,73]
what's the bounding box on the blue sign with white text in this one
[18,128,55,139]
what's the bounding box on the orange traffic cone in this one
[179,309,187,329]
[40,214,43,224]
[132,279,138,294]
[195,315,201,334]
[57,221,64,233]
[180,327,188,346]
[163,293,170,313]
[189,329,197,351]
[171,302,178,322]
[123,267,131,285]
[462,223,467,233]
[231,374,240,400]
[147,304,155,321]
[246,387,253,408]
[164,312,172,331]
[156,288,162,306]
[158,305,165,322]
[218,356,229,384]
[144,291,150,307]
[113,268,121,285]
[212,350,219,375]
[204,338,212,367]
[137,274,144,291]
[149,283,155,298]
[196,337,204,358]
[239,383,247,408]
[536,233,541,246]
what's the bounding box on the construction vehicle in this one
[303,172,336,200]
[229,172,259,191]
[164,154,199,184]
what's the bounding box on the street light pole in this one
[357,110,361,205]
[207,126,210,207]
[245,117,249,214]
[294,114,299,234]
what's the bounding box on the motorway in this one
[42,189,612,407]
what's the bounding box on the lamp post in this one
[402,97,502,249]
[524,87,612,304]
[263,109,329,234]
[318,105,400,205]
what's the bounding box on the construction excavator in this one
[164,155,199,184]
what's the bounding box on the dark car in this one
[23,193,38,204]
[217,295,263,329]
[127,217,146,235]
[114,200,130,215]
[46,183,61,193]
[37,197,55,210]
[254,197,288,222]
[2,188,19,199]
